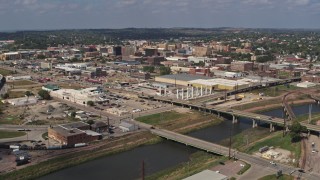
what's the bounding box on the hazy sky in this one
[0,0,320,31]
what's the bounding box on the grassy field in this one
[259,174,294,180]
[295,112,320,124]
[0,114,22,125]
[146,152,224,180]
[233,98,282,111]
[7,90,27,98]
[7,80,37,86]
[136,110,223,133]
[244,132,301,166]
[27,120,48,125]
[0,68,14,76]
[136,110,187,125]
[219,127,271,151]
[0,130,26,139]
[251,85,301,97]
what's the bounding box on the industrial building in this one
[183,170,228,180]
[4,97,38,106]
[48,122,101,145]
[50,87,106,106]
[155,74,212,86]
[119,121,138,132]
[188,78,250,91]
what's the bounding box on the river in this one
[40,103,318,180]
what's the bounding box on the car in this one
[298,169,305,173]
[240,164,245,167]
[270,161,276,165]
[219,161,225,165]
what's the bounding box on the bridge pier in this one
[269,123,275,132]
[181,88,184,100]
[192,87,194,98]
[217,112,220,117]
[252,119,257,128]
[232,115,238,124]
[186,88,189,100]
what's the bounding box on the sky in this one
[0,0,320,31]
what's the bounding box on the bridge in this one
[150,128,320,180]
[282,93,296,120]
[140,95,320,132]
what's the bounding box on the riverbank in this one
[233,98,314,113]
[146,152,224,180]
[0,132,158,180]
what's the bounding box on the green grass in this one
[259,174,294,180]
[251,85,301,97]
[146,152,224,180]
[7,80,37,86]
[244,133,301,166]
[219,127,271,151]
[0,130,26,139]
[233,98,282,110]
[0,68,14,76]
[136,110,188,125]
[295,112,320,124]
[26,120,48,125]
[0,115,22,125]
[237,162,251,175]
[8,90,27,98]
[42,132,48,140]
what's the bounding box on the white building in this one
[6,76,32,81]
[50,87,105,106]
[5,96,38,106]
[119,122,138,132]
[297,82,316,88]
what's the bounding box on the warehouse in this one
[50,87,106,106]
[48,122,101,145]
[5,96,38,106]
[188,78,250,91]
[155,74,212,86]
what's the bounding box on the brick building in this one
[48,122,101,145]
[230,61,253,72]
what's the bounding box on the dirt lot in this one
[210,160,244,177]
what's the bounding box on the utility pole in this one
[228,123,233,159]
[141,160,145,180]
[309,104,312,124]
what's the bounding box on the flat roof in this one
[52,126,85,137]
[183,170,227,180]
[158,74,212,82]
[61,122,89,129]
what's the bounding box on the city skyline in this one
[0,0,320,31]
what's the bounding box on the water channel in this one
[40,103,319,180]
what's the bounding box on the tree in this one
[38,90,51,100]
[289,121,307,142]
[37,54,46,59]
[143,66,155,73]
[1,93,9,99]
[87,101,95,106]
[25,91,34,97]
[87,120,95,125]
[70,111,76,118]
[159,66,171,75]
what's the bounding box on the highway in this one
[151,128,320,180]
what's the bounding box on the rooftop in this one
[183,170,227,180]
[52,126,85,137]
[158,74,212,81]
[61,121,90,129]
